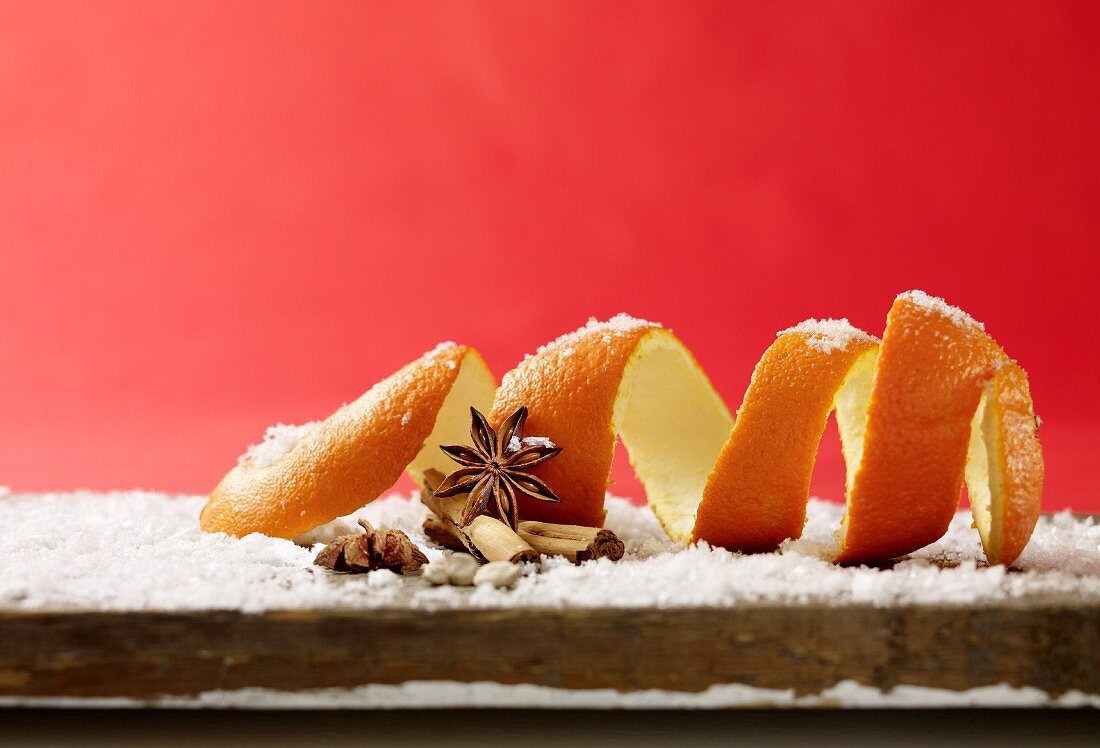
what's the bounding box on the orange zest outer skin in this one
[203,295,1043,567]
[692,333,878,553]
[986,361,1044,566]
[836,298,1000,564]
[200,345,483,539]
[488,324,662,528]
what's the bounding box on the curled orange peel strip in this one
[203,293,1043,566]
[492,295,1043,565]
[489,317,734,536]
[200,343,496,538]
[692,319,880,554]
[832,293,1041,565]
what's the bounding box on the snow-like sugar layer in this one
[531,313,660,358]
[424,340,459,369]
[425,340,457,357]
[898,289,985,330]
[3,678,1097,710]
[240,422,319,468]
[0,490,1096,613]
[778,318,878,354]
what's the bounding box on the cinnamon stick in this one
[419,471,538,564]
[422,516,466,552]
[421,469,624,564]
[517,521,625,563]
[463,515,540,564]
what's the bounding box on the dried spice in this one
[516,521,626,563]
[420,469,623,565]
[420,472,540,564]
[313,520,428,574]
[434,406,562,531]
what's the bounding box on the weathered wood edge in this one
[1,601,1097,701]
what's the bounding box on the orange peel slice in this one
[200,343,496,538]
[692,319,880,553]
[489,315,733,536]
[965,360,1044,566]
[835,292,1043,565]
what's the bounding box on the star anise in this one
[434,406,562,531]
[314,520,428,574]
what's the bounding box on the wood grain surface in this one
[1,595,1096,701]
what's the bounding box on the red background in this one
[1,1,1097,510]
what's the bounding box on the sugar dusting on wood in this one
[0,490,1096,613]
[2,678,1096,710]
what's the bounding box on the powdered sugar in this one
[240,422,319,468]
[425,340,458,357]
[3,678,1095,710]
[238,341,459,469]
[291,504,378,547]
[898,290,985,330]
[0,491,1096,613]
[778,318,878,354]
[507,435,558,453]
[531,314,660,359]
[422,340,459,369]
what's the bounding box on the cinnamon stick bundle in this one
[420,469,624,564]
[419,474,538,564]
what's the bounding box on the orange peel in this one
[202,292,1042,566]
[965,359,1044,566]
[200,343,496,538]
[495,295,1043,565]
[489,315,733,535]
[833,292,1043,565]
[692,319,880,553]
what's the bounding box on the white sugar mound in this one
[240,422,319,468]
[778,318,878,354]
[292,508,373,547]
[0,491,1096,613]
[898,290,985,330]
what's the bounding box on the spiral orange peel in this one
[202,291,1042,566]
[493,293,1043,565]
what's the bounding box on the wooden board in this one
[1,594,1097,702]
